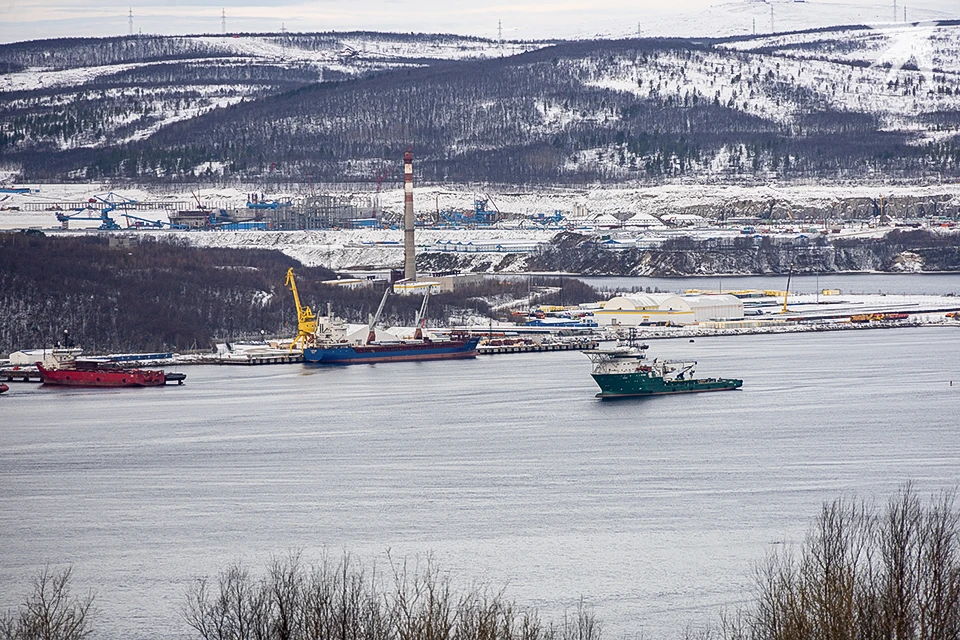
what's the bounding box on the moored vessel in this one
[286,268,481,366]
[304,333,481,364]
[301,296,480,364]
[36,362,185,387]
[0,382,8,394]
[585,344,741,399]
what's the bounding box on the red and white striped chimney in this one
[403,150,416,282]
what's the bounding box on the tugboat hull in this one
[36,363,181,387]
[592,372,742,398]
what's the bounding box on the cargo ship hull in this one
[36,363,175,387]
[304,337,481,365]
[592,372,742,398]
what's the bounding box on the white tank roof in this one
[603,293,673,310]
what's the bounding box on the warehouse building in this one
[594,293,744,326]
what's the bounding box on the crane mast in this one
[367,288,391,344]
[414,291,430,340]
[285,268,318,351]
[781,264,793,314]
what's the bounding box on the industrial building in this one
[594,293,744,326]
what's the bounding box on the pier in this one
[478,338,599,355]
[0,368,43,383]
[194,353,305,365]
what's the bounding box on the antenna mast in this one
[221,8,226,34]
[498,19,503,46]
[128,8,133,35]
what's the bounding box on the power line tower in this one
[221,8,226,34]
[498,19,503,46]
[128,7,133,35]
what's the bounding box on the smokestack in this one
[403,150,416,281]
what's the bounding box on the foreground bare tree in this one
[0,566,95,640]
[718,486,960,640]
[184,552,600,640]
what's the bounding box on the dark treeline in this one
[0,35,230,70]
[4,487,958,640]
[0,232,333,354]
[0,32,501,72]
[0,232,598,355]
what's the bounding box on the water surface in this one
[1,327,959,638]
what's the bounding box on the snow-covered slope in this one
[0,32,550,153]
[3,23,960,183]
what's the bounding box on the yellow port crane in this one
[284,267,318,351]
[781,264,793,314]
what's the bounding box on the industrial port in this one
[2,153,959,379]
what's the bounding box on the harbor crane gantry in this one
[284,268,318,351]
[55,191,185,230]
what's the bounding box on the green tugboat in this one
[585,343,742,399]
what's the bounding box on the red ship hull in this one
[36,363,166,387]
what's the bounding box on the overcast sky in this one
[1,0,958,44]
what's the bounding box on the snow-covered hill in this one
[3,22,960,183]
[0,32,549,153]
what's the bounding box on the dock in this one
[193,352,304,365]
[0,368,43,383]
[478,338,599,355]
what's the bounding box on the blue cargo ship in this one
[304,334,481,365]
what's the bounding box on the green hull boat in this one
[585,344,742,399]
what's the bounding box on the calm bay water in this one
[2,327,959,639]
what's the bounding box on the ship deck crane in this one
[413,290,430,339]
[285,268,318,351]
[367,288,391,344]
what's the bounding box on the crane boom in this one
[414,290,430,339]
[285,268,318,351]
[367,287,391,344]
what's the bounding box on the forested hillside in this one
[0,31,533,161]
[2,23,960,184]
[0,232,333,353]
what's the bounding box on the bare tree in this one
[0,566,95,640]
[737,486,960,640]
[183,552,601,640]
